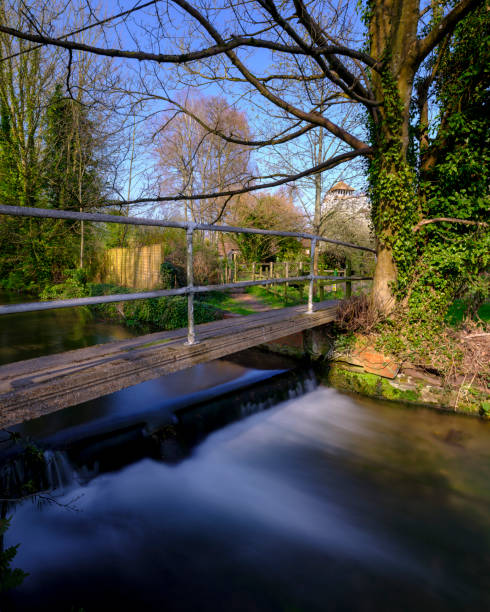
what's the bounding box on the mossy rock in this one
[324,363,484,416]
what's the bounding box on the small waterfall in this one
[0,448,76,502]
[0,367,319,495]
[43,450,75,491]
[240,370,318,419]
[169,367,319,461]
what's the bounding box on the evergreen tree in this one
[0,84,107,291]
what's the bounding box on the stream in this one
[0,291,489,611]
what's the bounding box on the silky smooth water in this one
[2,385,489,611]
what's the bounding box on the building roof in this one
[330,181,354,192]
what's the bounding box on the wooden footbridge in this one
[0,204,375,428]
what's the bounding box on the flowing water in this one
[1,292,489,611]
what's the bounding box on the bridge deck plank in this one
[0,300,339,428]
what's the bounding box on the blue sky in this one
[63,1,369,215]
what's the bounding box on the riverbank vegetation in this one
[348,4,489,401]
[334,293,489,414]
[40,272,222,332]
[0,1,122,292]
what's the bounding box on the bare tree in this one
[154,93,252,226]
[0,0,481,311]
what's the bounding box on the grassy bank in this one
[199,291,255,315]
[245,284,344,308]
[323,362,489,417]
[41,279,223,332]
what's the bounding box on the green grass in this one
[246,285,304,307]
[246,284,345,308]
[199,291,255,315]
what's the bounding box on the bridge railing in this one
[0,204,375,345]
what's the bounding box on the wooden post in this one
[345,259,352,298]
[252,262,256,282]
[233,252,237,283]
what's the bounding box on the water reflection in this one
[3,387,490,612]
[0,290,138,366]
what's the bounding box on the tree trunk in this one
[369,0,420,314]
[372,243,397,312]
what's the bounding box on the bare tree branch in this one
[168,0,369,150]
[0,23,379,67]
[120,147,372,205]
[412,0,483,68]
[291,0,376,104]
[0,0,161,63]
[412,217,489,232]
[154,98,318,147]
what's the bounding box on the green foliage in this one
[476,303,490,325]
[43,84,102,211]
[332,330,356,354]
[0,83,107,292]
[367,67,418,292]
[101,293,220,331]
[0,102,20,206]
[40,268,89,300]
[41,280,222,331]
[364,7,489,378]
[102,210,132,248]
[233,211,276,262]
[414,5,490,316]
[0,216,81,291]
[0,518,28,593]
[160,261,186,289]
[446,300,490,327]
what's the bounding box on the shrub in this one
[40,279,222,331]
[160,261,186,289]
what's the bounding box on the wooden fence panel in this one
[101,244,165,289]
